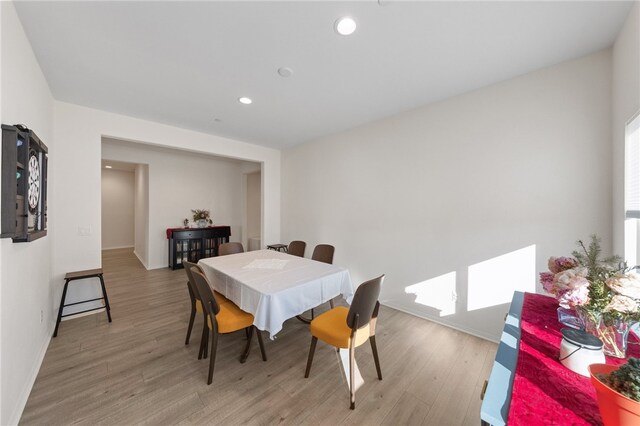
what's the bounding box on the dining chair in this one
[312,244,335,264]
[304,274,384,409]
[218,242,244,256]
[288,240,306,257]
[296,243,337,324]
[190,268,267,385]
[183,261,231,358]
[312,244,335,311]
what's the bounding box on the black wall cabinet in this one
[168,226,231,269]
[2,124,48,242]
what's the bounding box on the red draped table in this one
[504,292,639,425]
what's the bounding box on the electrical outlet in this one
[40,309,43,323]
[451,291,458,302]
[78,226,92,236]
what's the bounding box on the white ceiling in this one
[14,1,634,149]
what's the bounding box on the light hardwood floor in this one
[20,248,497,425]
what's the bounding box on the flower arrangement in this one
[191,209,213,225]
[541,235,640,357]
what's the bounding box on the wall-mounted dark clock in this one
[1,124,48,242]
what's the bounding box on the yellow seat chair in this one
[189,268,267,385]
[183,260,230,359]
[304,275,384,409]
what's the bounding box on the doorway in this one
[101,160,136,250]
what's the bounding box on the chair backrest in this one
[311,244,334,264]
[347,275,384,330]
[288,240,306,257]
[183,260,203,302]
[191,269,221,316]
[219,242,244,256]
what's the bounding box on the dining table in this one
[198,249,355,338]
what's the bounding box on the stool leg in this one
[98,274,112,322]
[53,280,70,337]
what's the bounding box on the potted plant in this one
[589,359,640,425]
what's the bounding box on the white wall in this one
[50,101,280,333]
[246,171,261,242]
[134,164,149,267]
[102,139,249,269]
[282,50,613,342]
[0,3,54,425]
[101,169,135,250]
[613,3,640,256]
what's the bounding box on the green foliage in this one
[601,358,640,402]
[572,235,624,283]
[573,235,628,321]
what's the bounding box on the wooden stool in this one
[267,244,288,253]
[53,268,112,337]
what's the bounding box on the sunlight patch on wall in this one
[467,245,536,312]
[405,271,457,317]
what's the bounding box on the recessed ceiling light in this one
[105,165,112,169]
[238,97,253,105]
[335,16,357,36]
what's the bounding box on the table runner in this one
[508,292,639,425]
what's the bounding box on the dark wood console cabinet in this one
[167,226,231,270]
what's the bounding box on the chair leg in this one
[185,306,196,345]
[198,320,207,359]
[207,328,218,385]
[240,326,253,363]
[329,299,335,309]
[349,345,356,409]
[200,317,209,360]
[370,336,382,380]
[304,336,318,378]
[255,327,267,361]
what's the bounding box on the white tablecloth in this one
[198,249,354,338]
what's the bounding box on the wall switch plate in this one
[78,226,92,236]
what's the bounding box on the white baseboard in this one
[102,245,134,250]
[8,322,53,425]
[133,250,149,270]
[382,301,500,344]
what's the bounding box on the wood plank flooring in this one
[20,248,497,425]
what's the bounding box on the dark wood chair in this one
[305,275,384,409]
[218,242,244,256]
[311,244,334,265]
[288,240,306,257]
[183,261,230,359]
[296,244,336,323]
[189,268,267,385]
